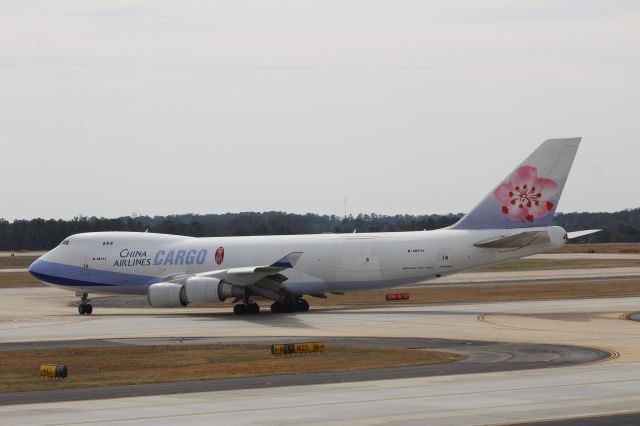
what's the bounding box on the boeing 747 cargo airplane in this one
[29,138,598,315]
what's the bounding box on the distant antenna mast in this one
[344,197,347,219]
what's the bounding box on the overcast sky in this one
[1,1,638,220]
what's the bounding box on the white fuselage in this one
[29,226,567,297]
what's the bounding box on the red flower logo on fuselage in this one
[215,247,224,265]
[494,165,558,223]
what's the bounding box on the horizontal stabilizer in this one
[566,229,601,239]
[474,230,550,249]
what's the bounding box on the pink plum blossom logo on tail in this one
[494,165,558,223]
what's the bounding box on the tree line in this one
[0,208,638,250]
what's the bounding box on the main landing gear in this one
[233,299,310,315]
[233,302,260,315]
[233,290,260,315]
[232,289,310,316]
[77,292,93,315]
[270,298,309,314]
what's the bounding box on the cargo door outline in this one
[438,249,453,269]
[336,238,381,282]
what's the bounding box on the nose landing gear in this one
[77,292,93,315]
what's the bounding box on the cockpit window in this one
[60,239,70,246]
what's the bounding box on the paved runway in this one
[0,268,28,274]
[5,362,640,426]
[0,252,45,258]
[425,266,640,286]
[528,253,640,260]
[2,285,640,424]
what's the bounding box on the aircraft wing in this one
[474,231,551,249]
[195,251,303,287]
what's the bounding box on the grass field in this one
[0,273,44,288]
[554,243,640,254]
[0,256,37,269]
[0,344,462,392]
[307,279,640,306]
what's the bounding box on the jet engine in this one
[147,278,239,307]
[184,277,224,304]
[147,282,188,307]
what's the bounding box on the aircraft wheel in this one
[270,302,283,314]
[78,293,91,315]
[234,304,247,315]
[296,299,309,312]
[283,301,296,313]
[248,303,260,315]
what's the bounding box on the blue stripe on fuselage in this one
[29,259,162,289]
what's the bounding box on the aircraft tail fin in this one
[452,137,581,230]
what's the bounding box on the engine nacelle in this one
[184,277,224,304]
[148,278,240,307]
[147,282,188,308]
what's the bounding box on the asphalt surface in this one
[3,275,640,424]
[509,412,640,426]
[0,268,28,274]
[0,336,609,406]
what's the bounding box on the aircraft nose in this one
[29,257,48,279]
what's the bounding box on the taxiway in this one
[1,286,640,424]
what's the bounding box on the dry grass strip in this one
[310,279,640,306]
[0,344,463,392]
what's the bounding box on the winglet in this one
[270,252,303,269]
